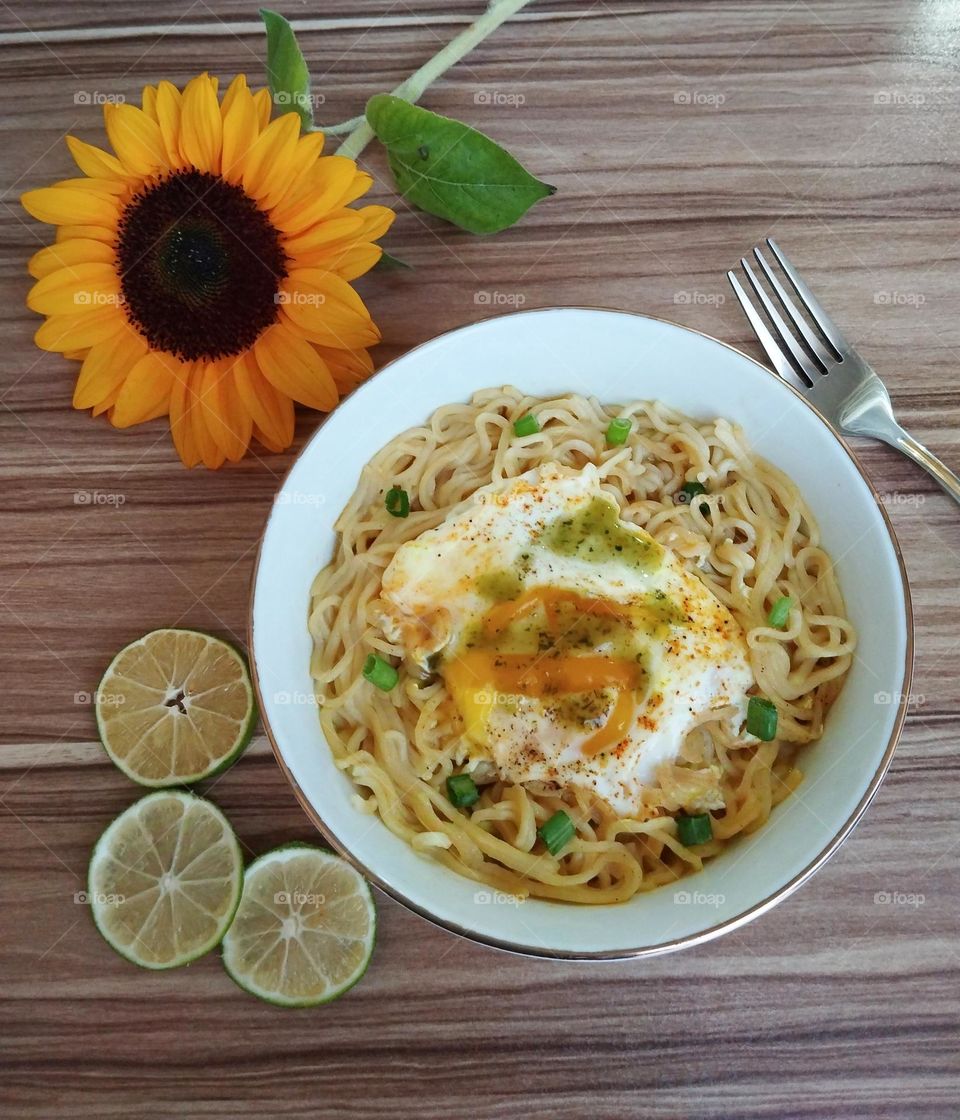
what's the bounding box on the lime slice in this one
[88,790,243,969]
[95,628,257,787]
[222,845,376,1007]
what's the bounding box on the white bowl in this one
[249,307,913,959]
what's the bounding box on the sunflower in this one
[21,74,393,467]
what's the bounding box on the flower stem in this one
[332,0,532,161]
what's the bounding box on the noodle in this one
[308,387,855,903]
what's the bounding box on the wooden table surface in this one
[2,1,959,1116]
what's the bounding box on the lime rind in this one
[88,790,244,970]
[94,628,258,788]
[222,844,376,1008]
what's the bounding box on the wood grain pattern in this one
[2,2,959,1116]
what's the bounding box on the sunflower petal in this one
[200,360,250,461]
[191,372,226,469]
[222,366,254,460]
[354,203,395,243]
[233,352,295,450]
[279,268,380,350]
[27,262,121,316]
[28,238,115,280]
[169,364,200,468]
[220,74,248,120]
[314,343,374,393]
[22,186,119,227]
[280,211,365,257]
[254,322,338,411]
[179,73,222,174]
[340,170,375,207]
[252,88,273,130]
[241,113,299,204]
[65,135,127,180]
[111,349,179,427]
[56,223,115,244]
[260,129,324,211]
[141,84,158,121]
[221,81,260,184]
[35,307,125,351]
[74,325,148,411]
[154,80,185,170]
[323,242,382,282]
[270,156,362,233]
[103,103,167,177]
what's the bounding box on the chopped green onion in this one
[606,417,632,446]
[678,480,707,504]
[513,413,540,437]
[385,486,409,518]
[537,810,575,855]
[676,813,713,846]
[767,596,793,629]
[746,695,778,741]
[362,653,398,691]
[446,773,479,808]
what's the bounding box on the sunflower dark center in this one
[116,170,287,362]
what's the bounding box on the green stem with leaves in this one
[331,0,531,160]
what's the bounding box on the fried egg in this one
[378,463,753,816]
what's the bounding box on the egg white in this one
[378,463,754,816]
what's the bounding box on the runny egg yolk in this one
[443,587,647,757]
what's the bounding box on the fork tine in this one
[726,269,811,389]
[766,238,845,357]
[752,247,834,368]
[738,257,822,383]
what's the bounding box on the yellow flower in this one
[21,74,393,468]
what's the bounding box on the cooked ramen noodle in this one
[309,388,855,903]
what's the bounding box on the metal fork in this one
[727,238,960,506]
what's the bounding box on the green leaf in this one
[364,93,555,235]
[260,9,313,131]
[375,250,413,271]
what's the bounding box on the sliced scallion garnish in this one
[537,810,574,855]
[746,695,778,741]
[362,653,399,691]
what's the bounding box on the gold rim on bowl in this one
[246,306,915,961]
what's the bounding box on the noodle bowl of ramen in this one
[250,308,912,958]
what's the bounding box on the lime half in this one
[88,790,243,969]
[222,845,376,1007]
[95,628,257,786]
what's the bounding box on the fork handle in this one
[880,422,960,507]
